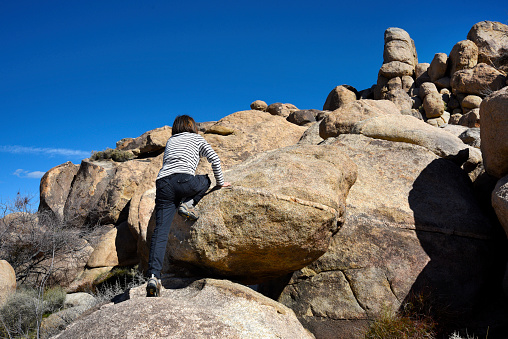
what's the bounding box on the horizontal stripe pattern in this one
[157,132,225,185]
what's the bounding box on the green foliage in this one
[90,148,134,162]
[42,286,66,315]
[0,288,39,338]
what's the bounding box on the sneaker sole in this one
[178,210,198,221]
[146,282,161,297]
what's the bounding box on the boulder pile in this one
[2,20,507,339]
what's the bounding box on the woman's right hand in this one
[221,182,232,188]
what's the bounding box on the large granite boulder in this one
[449,40,479,75]
[86,222,139,268]
[428,52,449,82]
[39,161,79,220]
[117,126,172,156]
[0,260,16,306]
[451,63,506,96]
[63,159,116,228]
[323,85,357,111]
[202,110,307,170]
[383,27,418,68]
[64,158,151,228]
[149,145,357,284]
[94,159,151,225]
[467,21,508,73]
[319,99,400,139]
[53,278,315,339]
[480,87,508,178]
[262,134,496,338]
[350,114,482,177]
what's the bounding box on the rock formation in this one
[1,19,505,339]
[52,279,315,339]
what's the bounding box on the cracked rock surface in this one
[261,134,496,338]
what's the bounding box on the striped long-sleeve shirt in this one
[156,132,225,185]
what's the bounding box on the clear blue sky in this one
[1,0,506,205]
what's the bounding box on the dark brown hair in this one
[172,115,198,135]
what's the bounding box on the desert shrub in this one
[365,311,435,339]
[90,148,134,162]
[42,286,66,315]
[0,286,67,338]
[365,292,437,339]
[0,288,40,338]
[0,194,91,287]
[85,266,146,304]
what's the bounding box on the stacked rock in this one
[374,28,418,114]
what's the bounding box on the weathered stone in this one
[449,40,479,75]
[423,92,445,118]
[323,85,357,111]
[480,87,508,178]
[250,100,268,111]
[267,103,298,118]
[287,109,317,126]
[415,63,430,79]
[204,124,235,136]
[39,161,79,221]
[66,267,113,293]
[387,77,402,91]
[451,63,506,96]
[196,121,216,133]
[126,154,163,257]
[385,89,413,111]
[156,145,357,284]
[201,110,307,171]
[379,61,414,78]
[434,76,451,89]
[319,99,400,139]
[0,260,16,306]
[459,127,481,148]
[374,75,389,100]
[493,175,508,238]
[87,222,139,268]
[95,159,151,225]
[426,113,450,127]
[352,114,480,166]
[383,27,418,67]
[401,75,414,92]
[297,121,324,145]
[53,279,314,339]
[429,53,449,81]
[419,82,439,99]
[266,134,494,336]
[401,108,423,120]
[63,159,116,228]
[467,21,508,73]
[41,305,91,339]
[450,113,462,125]
[462,95,483,109]
[64,292,97,309]
[118,126,172,155]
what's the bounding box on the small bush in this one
[90,148,134,162]
[0,288,40,338]
[365,311,436,339]
[42,286,66,315]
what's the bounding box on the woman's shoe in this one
[178,204,199,221]
[146,274,162,297]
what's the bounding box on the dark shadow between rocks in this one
[406,158,508,337]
